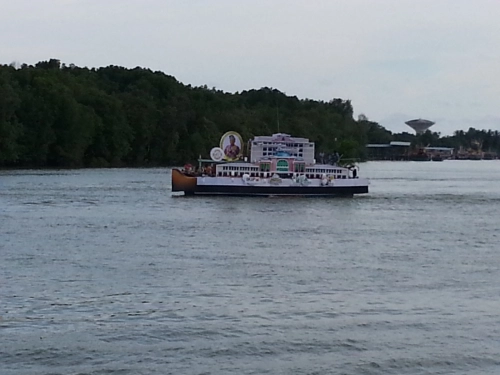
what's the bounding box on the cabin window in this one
[294,163,305,173]
[260,163,270,172]
[277,160,288,172]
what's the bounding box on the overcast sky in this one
[2,0,500,135]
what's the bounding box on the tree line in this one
[0,59,499,168]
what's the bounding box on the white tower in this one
[405,119,435,135]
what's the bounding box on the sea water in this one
[1,161,500,375]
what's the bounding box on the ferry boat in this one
[172,131,369,197]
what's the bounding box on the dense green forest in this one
[0,59,499,168]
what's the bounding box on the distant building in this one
[424,146,454,159]
[365,143,455,160]
[366,141,411,160]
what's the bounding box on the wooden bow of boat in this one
[171,168,197,193]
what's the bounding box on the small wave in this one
[355,355,500,375]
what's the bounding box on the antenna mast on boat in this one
[276,106,280,133]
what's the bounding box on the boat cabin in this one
[194,132,358,180]
[215,163,351,179]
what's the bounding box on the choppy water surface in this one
[1,161,500,375]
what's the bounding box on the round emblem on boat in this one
[210,147,224,161]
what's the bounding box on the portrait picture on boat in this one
[220,131,243,161]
